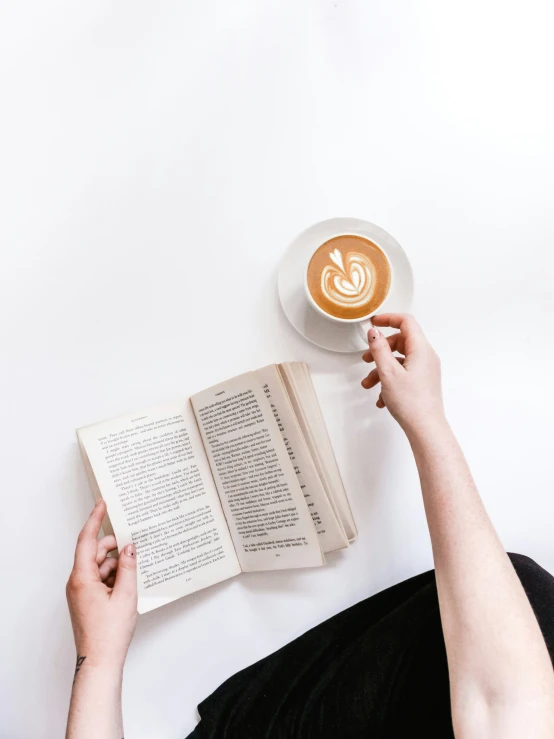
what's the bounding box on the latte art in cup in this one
[306,234,391,320]
[322,249,374,309]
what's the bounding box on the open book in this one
[77,363,356,613]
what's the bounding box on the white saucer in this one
[278,218,414,353]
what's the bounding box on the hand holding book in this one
[77,363,356,613]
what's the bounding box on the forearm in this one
[407,418,554,735]
[66,655,124,739]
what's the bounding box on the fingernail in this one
[125,544,135,557]
[367,328,382,342]
[95,498,103,507]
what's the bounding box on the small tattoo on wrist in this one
[73,654,86,684]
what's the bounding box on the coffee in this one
[306,234,391,320]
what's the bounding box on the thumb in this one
[113,543,138,603]
[367,327,397,375]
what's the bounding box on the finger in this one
[366,328,403,378]
[99,556,119,581]
[96,535,117,565]
[361,368,380,389]
[73,500,107,575]
[362,332,399,362]
[112,543,138,606]
[362,332,404,362]
[376,393,386,409]
[105,574,116,589]
[372,313,423,335]
[361,357,404,389]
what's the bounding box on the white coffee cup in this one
[304,233,393,342]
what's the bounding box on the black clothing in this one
[187,554,554,738]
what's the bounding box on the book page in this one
[190,373,324,572]
[77,402,241,613]
[253,365,348,553]
[281,363,357,541]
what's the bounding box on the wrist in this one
[73,644,127,674]
[401,411,451,447]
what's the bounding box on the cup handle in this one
[356,317,374,345]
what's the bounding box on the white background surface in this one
[1,1,553,737]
